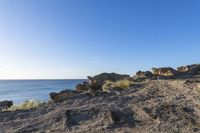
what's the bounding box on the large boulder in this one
[152,67,178,78]
[177,66,190,73]
[87,73,130,90]
[0,100,13,111]
[75,81,90,92]
[177,64,200,75]
[135,71,153,79]
[189,64,200,75]
[49,90,77,103]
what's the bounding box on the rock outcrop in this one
[0,101,13,111]
[50,73,130,103]
[2,64,200,133]
[75,81,90,92]
[1,78,200,133]
[177,65,190,73]
[49,90,77,103]
[75,73,130,92]
[51,64,200,104]
[87,73,130,90]
[135,71,153,78]
[177,64,200,75]
[134,64,200,80]
[152,67,178,78]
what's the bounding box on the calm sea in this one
[0,79,85,104]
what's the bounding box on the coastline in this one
[1,64,200,133]
[0,79,86,104]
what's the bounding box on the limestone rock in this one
[88,73,130,90]
[177,64,200,77]
[49,90,77,103]
[152,67,178,78]
[186,64,200,75]
[177,66,190,73]
[75,81,90,92]
[136,71,153,78]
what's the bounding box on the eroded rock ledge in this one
[50,64,200,103]
[136,64,200,79]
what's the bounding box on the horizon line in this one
[0,79,87,80]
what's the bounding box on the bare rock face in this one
[133,64,200,80]
[152,67,178,78]
[2,64,200,132]
[2,79,200,133]
[88,73,130,90]
[54,73,130,103]
[189,64,200,75]
[49,90,77,103]
[75,81,90,92]
[75,73,130,93]
[177,66,190,73]
[52,64,200,104]
[135,71,153,79]
[177,64,200,78]
[0,101,13,111]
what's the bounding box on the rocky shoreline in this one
[1,64,200,133]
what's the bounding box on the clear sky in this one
[0,0,200,79]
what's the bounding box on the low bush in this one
[102,79,133,92]
[3,100,45,112]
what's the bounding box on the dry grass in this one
[197,83,200,89]
[102,79,134,92]
[3,100,45,112]
[114,79,134,89]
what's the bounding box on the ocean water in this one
[0,79,85,104]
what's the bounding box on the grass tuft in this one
[102,79,134,92]
[3,100,45,112]
[114,79,134,89]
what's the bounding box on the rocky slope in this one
[1,64,200,133]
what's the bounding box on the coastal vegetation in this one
[102,79,134,92]
[3,100,45,112]
[1,64,200,132]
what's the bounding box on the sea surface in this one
[0,79,85,104]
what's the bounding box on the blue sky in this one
[0,0,200,79]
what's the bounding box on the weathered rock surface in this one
[88,73,130,90]
[50,89,78,103]
[152,67,178,78]
[75,73,130,92]
[135,71,153,79]
[2,64,200,133]
[1,78,200,133]
[177,65,190,73]
[51,73,130,103]
[133,64,200,80]
[0,101,13,111]
[177,64,200,75]
[75,81,90,92]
